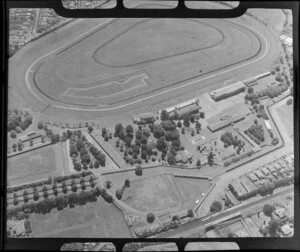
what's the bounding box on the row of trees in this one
[8,185,115,219]
[13,176,96,205]
[223,150,254,167]
[7,172,92,195]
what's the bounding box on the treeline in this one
[7,186,114,219]
[7,172,92,194]
[223,150,254,167]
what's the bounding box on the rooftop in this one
[209,81,245,97]
[175,150,193,163]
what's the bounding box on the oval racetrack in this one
[9,4,280,121]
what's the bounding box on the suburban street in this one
[156,187,293,238]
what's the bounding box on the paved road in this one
[197,94,294,217]
[156,187,293,238]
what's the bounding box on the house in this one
[175,150,193,164]
[248,173,258,182]
[253,170,265,180]
[274,208,287,219]
[261,167,270,176]
[265,164,276,173]
[231,180,247,198]
[284,154,294,166]
[272,162,282,170]
[281,224,294,236]
[277,159,287,168]
[209,81,246,101]
[241,175,258,192]
[132,112,156,124]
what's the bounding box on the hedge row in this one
[223,150,254,167]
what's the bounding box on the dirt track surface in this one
[9,2,280,122]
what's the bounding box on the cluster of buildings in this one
[209,71,274,102]
[36,9,68,34]
[62,0,104,9]
[9,9,36,52]
[229,153,294,200]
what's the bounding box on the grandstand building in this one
[209,81,246,101]
[132,112,156,124]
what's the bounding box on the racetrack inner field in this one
[30,17,262,107]
[9,1,280,121]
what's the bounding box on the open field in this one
[122,174,181,212]
[8,0,280,122]
[7,144,67,186]
[29,197,131,238]
[174,177,212,209]
[276,103,293,138]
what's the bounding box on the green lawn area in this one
[276,103,293,138]
[29,197,131,238]
[122,174,182,212]
[7,145,66,186]
[174,176,212,209]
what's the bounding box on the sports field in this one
[276,102,293,138]
[122,174,182,212]
[7,145,67,186]
[9,0,280,121]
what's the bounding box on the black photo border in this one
[1,0,299,250]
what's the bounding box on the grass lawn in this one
[276,103,293,138]
[7,145,66,186]
[122,174,182,212]
[174,177,212,209]
[29,197,131,238]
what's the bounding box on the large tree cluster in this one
[8,109,33,134]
